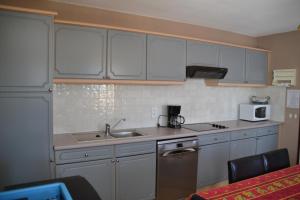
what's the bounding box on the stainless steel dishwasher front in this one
[156,137,198,200]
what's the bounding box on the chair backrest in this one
[262,148,290,173]
[228,154,266,184]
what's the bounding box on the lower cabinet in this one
[56,159,115,200]
[256,134,278,154]
[230,138,257,160]
[116,153,156,200]
[55,144,156,200]
[197,125,279,189]
[230,129,278,160]
[197,142,229,188]
[55,125,278,195]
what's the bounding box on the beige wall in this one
[258,31,300,165]
[1,0,258,47]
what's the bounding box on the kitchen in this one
[0,0,299,200]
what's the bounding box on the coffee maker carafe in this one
[167,105,185,128]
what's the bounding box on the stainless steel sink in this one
[109,130,143,138]
[72,132,103,142]
[72,130,143,142]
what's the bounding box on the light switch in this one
[294,114,298,119]
[289,113,293,119]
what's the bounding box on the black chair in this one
[262,148,290,173]
[228,154,266,183]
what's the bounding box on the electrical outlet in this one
[151,107,158,119]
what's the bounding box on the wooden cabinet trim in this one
[54,78,184,85]
[0,4,58,16]
[205,80,268,87]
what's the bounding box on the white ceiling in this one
[53,0,300,37]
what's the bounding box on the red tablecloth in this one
[190,165,300,200]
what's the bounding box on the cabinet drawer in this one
[55,145,114,164]
[115,141,156,157]
[230,129,256,140]
[256,126,279,137]
[198,132,230,146]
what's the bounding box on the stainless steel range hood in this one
[186,66,228,79]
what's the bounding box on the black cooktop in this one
[183,123,227,132]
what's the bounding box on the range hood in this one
[186,66,228,79]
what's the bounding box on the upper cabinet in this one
[107,30,146,80]
[54,24,107,79]
[219,46,246,83]
[187,41,219,67]
[0,11,53,92]
[147,35,186,81]
[51,22,268,84]
[245,50,268,84]
[218,47,268,84]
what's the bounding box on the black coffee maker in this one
[167,105,185,128]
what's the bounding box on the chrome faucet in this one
[105,118,126,136]
[105,123,111,136]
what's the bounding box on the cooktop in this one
[183,123,228,132]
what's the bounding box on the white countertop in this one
[53,120,281,150]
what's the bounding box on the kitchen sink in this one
[109,130,143,138]
[72,130,143,142]
[72,132,103,142]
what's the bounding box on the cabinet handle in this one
[256,137,260,140]
[116,159,119,163]
[243,133,247,136]
[214,138,218,141]
[48,88,53,93]
[84,153,88,157]
[111,159,115,163]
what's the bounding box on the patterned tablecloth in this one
[190,165,300,200]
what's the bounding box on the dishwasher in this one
[156,137,198,200]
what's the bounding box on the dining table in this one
[189,165,300,200]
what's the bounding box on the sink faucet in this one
[105,124,111,136]
[105,118,126,136]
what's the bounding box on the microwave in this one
[239,104,271,121]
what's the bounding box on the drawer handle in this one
[214,138,218,141]
[243,133,247,136]
[84,153,89,157]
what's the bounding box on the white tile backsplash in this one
[53,79,286,134]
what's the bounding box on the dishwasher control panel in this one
[157,137,198,153]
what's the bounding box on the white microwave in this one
[239,104,271,121]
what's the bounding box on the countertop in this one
[54,120,281,150]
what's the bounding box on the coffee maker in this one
[167,105,185,128]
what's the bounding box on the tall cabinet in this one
[0,10,54,189]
